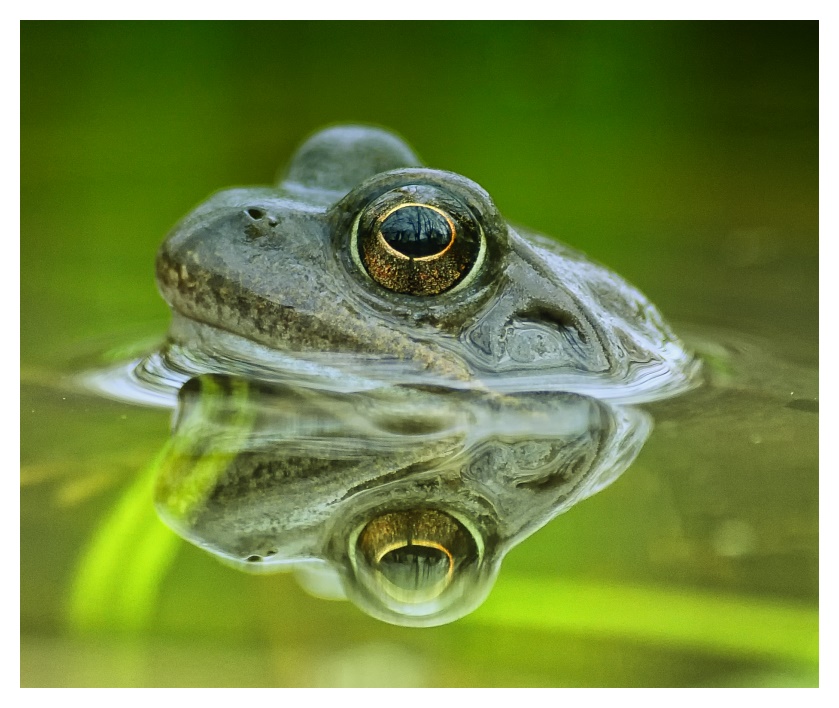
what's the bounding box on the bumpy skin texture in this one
[155,124,698,399]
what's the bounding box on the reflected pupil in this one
[379,206,452,257]
[378,544,451,591]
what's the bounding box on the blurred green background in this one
[21,21,818,687]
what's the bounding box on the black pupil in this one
[379,206,452,258]
[378,544,451,591]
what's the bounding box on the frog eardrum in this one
[352,184,486,296]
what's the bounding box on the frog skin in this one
[153,376,651,627]
[146,125,699,403]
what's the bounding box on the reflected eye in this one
[353,185,485,296]
[354,509,478,604]
[376,542,453,594]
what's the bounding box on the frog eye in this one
[353,509,479,604]
[352,185,486,296]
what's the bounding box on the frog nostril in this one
[245,207,266,220]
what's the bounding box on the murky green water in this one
[21,21,817,687]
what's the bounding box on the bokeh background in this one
[21,21,818,687]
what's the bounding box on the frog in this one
[68,125,700,631]
[142,124,700,403]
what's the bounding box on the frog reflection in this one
[154,376,651,627]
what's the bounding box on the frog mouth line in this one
[78,308,702,410]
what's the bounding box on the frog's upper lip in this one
[101,312,700,412]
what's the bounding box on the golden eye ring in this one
[352,185,485,296]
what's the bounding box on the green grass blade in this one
[471,575,818,665]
